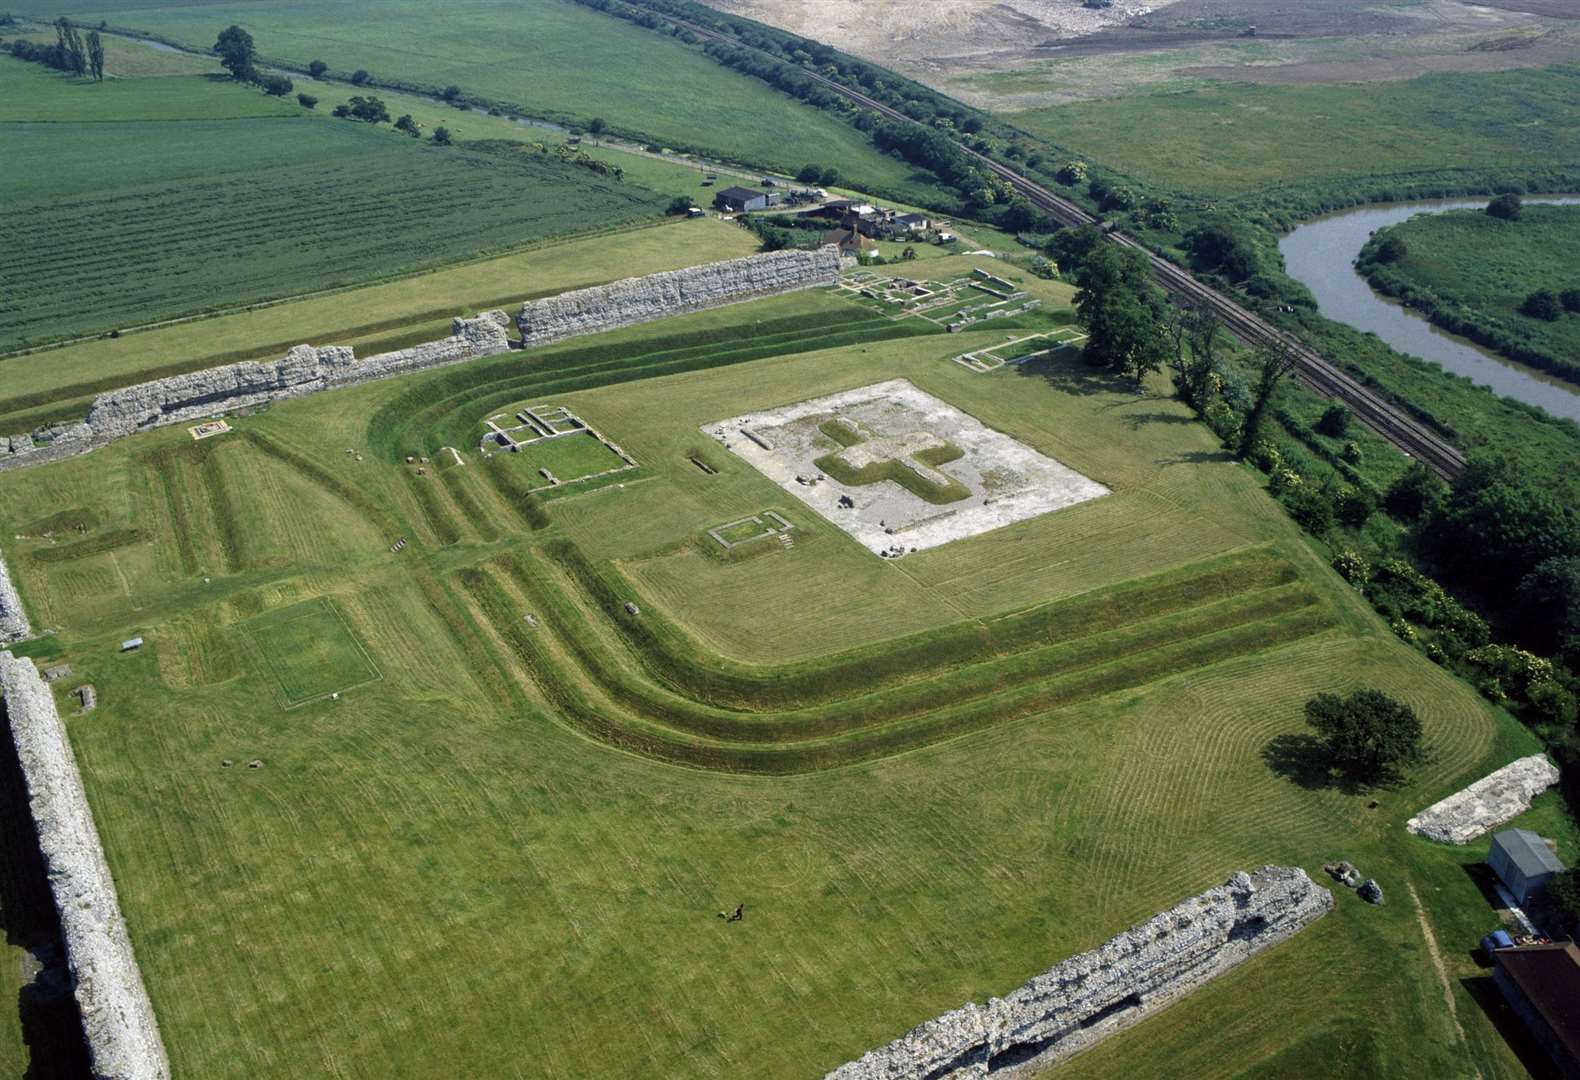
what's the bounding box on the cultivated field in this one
[0,54,670,351]
[11,0,951,203]
[0,269,1557,1077]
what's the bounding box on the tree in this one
[1521,289,1562,321]
[339,95,389,123]
[1237,341,1298,459]
[796,164,822,183]
[1044,224,1103,276]
[214,24,256,82]
[999,199,1039,233]
[665,196,693,216]
[308,59,327,78]
[1055,160,1087,186]
[1316,402,1350,437]
[1428,456,1580,594]
[1515,555,1580,658]
[901,246,918,261]
[297,92,318,109]
[1373,234,1407,264]
[1548,867,1580,938]
[1487,193,1523,221]
[85,29,103,80]
[260,73,292,96]
[431,126,452,145]
[1185,220,1258,280]
[1563,288,1580,314]
[393,113,420,137]
[55,18,86,76]
[817,166,841,187]
[350,68,370,85]
[1073,245,1170,384]
[442,84,462,102]
[1384,461,1446,522]
[1304,689,1424,786]
[587,116,606,137]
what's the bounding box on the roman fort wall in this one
[826,866,1332,1079]
[516,245,843,345]
[0,652,171,1080]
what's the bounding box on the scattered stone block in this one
[74,685,96,712]
[1358,879,1384,905]
[42,664,72,682]
[623,602,640,616]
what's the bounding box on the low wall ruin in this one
[516,246,842,346]
[0,312,513,473]
[1406,754,1561,845]
[826,866,1332,1079]
[0,541,28,643]
[0,651,171,1079]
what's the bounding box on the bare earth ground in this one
[698,0,1580,106]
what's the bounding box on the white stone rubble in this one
[1,651,170,1079]
[826,866,1331,1078]
[1406,754,1561,845]
[517,246,842,345]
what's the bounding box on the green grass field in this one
[14,0,948,202]
[0,54,670,351]
[0,272,1560,1076]
[1020,65,1580,197]
[1363,203,1580,377]
[243,598,381,705]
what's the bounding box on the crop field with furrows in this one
[0,126,667,350]
[0,284,1560,1078]
[16,0,952,204]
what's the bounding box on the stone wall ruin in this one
[0,312,512,473]
[1406,754,1561,845]
[826,866,1332,1079]
[0,541,28,644]
[516,246,842,345]
[1,651,171,1079]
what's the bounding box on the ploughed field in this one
[0,274,1552,1077]
[0,56,668,351]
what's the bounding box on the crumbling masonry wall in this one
[826,866,1332,1079]
[516,246,842,345]
[0,651,170,1079]
[0,541,28,644]
[0,312,513,473]
[1406,754,1561,845]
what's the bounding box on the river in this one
[1278,196,1580,423]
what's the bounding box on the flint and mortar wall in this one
[1,651,170,1079]
[827,866,1332,1079]
[0,313,513,473]
[516,246,842,346]
[0,541,29,643]
[1406,754,1561,845]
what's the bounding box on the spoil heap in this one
[1,652,170,1079]
[827,866,1331,1079]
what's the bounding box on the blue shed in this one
[1489,828,1565,906]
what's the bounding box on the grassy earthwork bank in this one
[1359,203,1580,385]
[0,266,1561,1076]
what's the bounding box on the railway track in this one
[665,10,1465,479]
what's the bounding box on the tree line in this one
[5,18,105,80]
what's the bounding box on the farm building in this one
[714,186,770,213]
[895,212,930,232]
[1492,942,1580,1078]
[1489,828,1565,905]
[821,227,875,256]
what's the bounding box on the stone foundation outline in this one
[1,651,171,1079]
